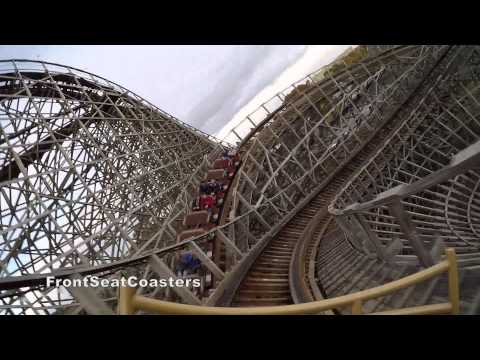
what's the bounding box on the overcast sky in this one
[0,45,352,138]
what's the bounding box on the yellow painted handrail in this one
[118,248,460,315]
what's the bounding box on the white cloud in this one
[184,46,307,133]
[0,45,310,135]
[216,45,354,141]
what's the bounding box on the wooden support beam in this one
[352,214,387,261]
[216,229,243,259]
[389,199,434,267]
[149,255,201,305]
[67,274,115,315]
[335,215,364,252]
[384,237,404,264]
[237,192,272,231]
[189,241,225,280]
[430,235,446,263]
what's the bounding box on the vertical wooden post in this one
[149,255,202,305]
[446,248,460,315]
[352,299,363,315]
[336,215,363,251]
[389,199,434,267]
[353,214,387,260]
[118,286,136,315]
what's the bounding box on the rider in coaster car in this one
[199,180,209,195]
[200,193,215,216]
[175,251,202,277]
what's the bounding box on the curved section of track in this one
[232,124,402,306]
[232,46,457,307]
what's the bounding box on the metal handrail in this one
[118,248,460,315]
